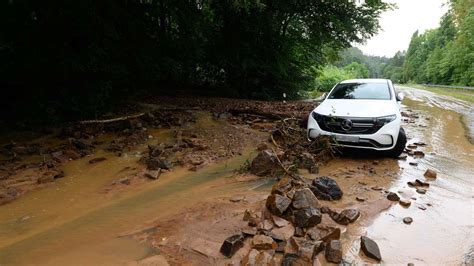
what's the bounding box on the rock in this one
[242,249,274,266]
[271,177,293,196]
[292,188,321,209]
[310,176,343,201]
[360,236,381,261]
[250,150,279,176]
[294,227,305,237]
[88,157,106,164]
[371,186,384,191]
[399,199,411,207]
[403,217,413,224]
[325,240,342,263]
[356,196,366,202]
[117,177,130,185]
[300,152,319,174]
[294,207,322,228]
[307,225,341,243]
[424,169,437,178]
[252,235,277,250]
[276,241,286,253]
[229,196,245,203]
[330,209,360,225]
[290,237,324,262]
[258,220,274,231]
[387,192,400,201]
[271,224,295,240]
[266,194,291,216]
[418,205,427,211]
[65,149,82,160]
[146,158,172,170]
[409,162,418,166]
[243,209,260,227]
[220,234,245,258]
[144,170,161,180]
[272,215,290,228]
[416,188,427,194]
[281,253,299,266]
[398,154,408,160]
[415,179,430,187]
[413,151,425,157]
[242,228,258,237]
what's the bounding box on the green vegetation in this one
[402,0,473,86]
[0,0,392,126]
[408,84,474,103]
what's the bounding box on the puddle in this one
[0,145,260,265]
[344,86,474,265]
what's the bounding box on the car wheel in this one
[386,127,407,158]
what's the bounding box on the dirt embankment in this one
[0,98,315,206]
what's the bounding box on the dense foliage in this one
[402,0,473,86]
[0,0,391,125]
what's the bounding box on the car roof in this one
[340,79,389,84]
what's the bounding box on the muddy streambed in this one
[0,88,473,265]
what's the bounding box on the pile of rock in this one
[220,175,381,264]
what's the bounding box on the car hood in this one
[314,99,399,118]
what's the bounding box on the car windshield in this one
[328,82,391,100]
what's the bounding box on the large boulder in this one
[294,207,322,228]
[250,150,279,176]
[310,176,343,201]
[292,188,321,209]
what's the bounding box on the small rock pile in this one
[220,175,382,264]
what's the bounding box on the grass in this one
[407,84,474,103]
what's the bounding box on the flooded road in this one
[352,86,474,265]
[0,87,472,265]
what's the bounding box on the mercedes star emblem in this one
[341,119,353,131]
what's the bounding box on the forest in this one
[326,0,473,89]
[0,0,391,127]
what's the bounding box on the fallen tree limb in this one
[79,113,145,124]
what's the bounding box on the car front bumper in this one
[307,114,400,151]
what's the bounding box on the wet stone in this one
[416,188,427,194]
[330,209,360,225]
[424,169,437,178]
[294,207,322,228]
[220,234,245,258]
[403,217,413,224]
[325,240,342,263]
[387,192,400,201]
[399,199,411,207]
[292,188,321,209]
[88,157,106,164]
[266,194,291,216]
[415,179,430,187]
[360,236,382,261]
[310,176,343,201]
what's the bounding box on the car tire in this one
[386,127,407,158]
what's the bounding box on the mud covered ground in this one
[0,88,473,265]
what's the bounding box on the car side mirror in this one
[396,92,404,101]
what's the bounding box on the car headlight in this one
[311,112,323,122]
[375,114,396,127]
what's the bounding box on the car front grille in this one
[312,113,381,135]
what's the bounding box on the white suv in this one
[307,79,406,157]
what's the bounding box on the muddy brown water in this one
[0,87,473,265]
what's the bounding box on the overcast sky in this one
[356,0,449,57]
